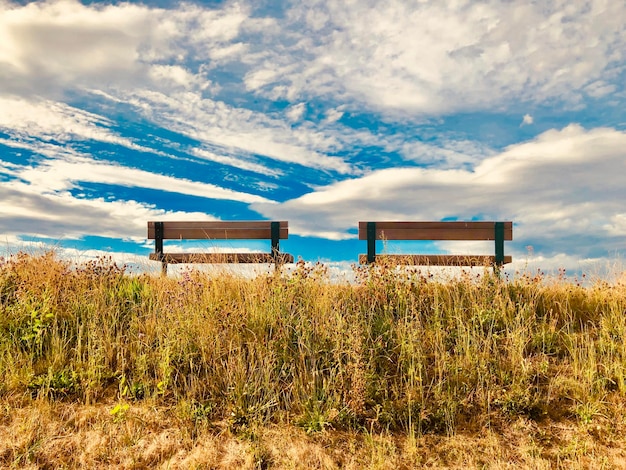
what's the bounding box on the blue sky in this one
[1,0,625,275]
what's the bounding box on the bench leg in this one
[494,222,505,266]
[494,221,505,277]
[155,221,167,276]
[367,222,376,263]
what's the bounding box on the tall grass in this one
[1,252,625,438]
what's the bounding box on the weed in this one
[297,399,335,434]
[28,368,80,399]
[109,402,130,423]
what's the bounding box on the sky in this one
[1,0,625,276]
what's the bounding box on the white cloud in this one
[85,88,353,175]
[0,118,272,204]
[0,96,157,153]
[324,107,344,124]
[0,87,277,247]
[13,152,272,204]
[252,125,626,266]
[0,94,341,181]
[0,96,278,204]
[148,65,208,91]
[244,0,626,114]
[190,148,281,177]
[3,0,625,119]
[521,114,534,126]
[584,80,617,98]
[0,0,248,96]
[0,242,147,269]
[119,89,355,174]
[0,178,213,241]
[7,0,622,182]
[603,214,626,237]
[286,103,306,122]
[400,139,495,169]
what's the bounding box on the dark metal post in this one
[155,222,167,275]
[367,222,376,264]
[494,222,505,268]
[271,221,280,261]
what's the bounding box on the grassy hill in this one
[1,252,625,468]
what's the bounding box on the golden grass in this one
[1,252,626,468]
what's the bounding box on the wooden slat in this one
[358,221,512,240]
[149,221,288,230]
[149,252,294,264]
[157,228,288,240]
[359,221,510,230]
[147,221,289,239]
[366,228,511,241]
[358,254,513,266]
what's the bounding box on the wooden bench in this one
[147,221,294,274]
[358,221,513,266]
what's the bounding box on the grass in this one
[1,251,626,468]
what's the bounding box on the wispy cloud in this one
[15,151,272,203]
[119,89,355,174]
[0,96,157,153]
[0,1,356,174]
[241,1,626,114]
[4,0,625,117]
[0,177,213,241]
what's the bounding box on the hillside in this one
[1,253,625,468]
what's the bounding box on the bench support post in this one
[155,221,167,275]
[494,221,505,272]
[367,222,376,264]
[271,221,280,266]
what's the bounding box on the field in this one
[1,252,626,468]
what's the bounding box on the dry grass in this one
[1,252,626,468]
[1,400,626,469]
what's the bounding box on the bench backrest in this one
[147,221,289,240]
[358,221,513,265]
[358,221,512,241]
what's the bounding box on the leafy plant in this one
[28,368,80,399]
[109,402,130,423]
